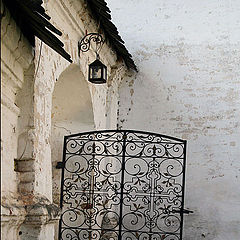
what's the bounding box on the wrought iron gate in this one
[58,130,187,240]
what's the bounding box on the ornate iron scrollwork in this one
[58,130,187,240]
[78,33,105,57]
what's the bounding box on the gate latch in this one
[172,209,194,214]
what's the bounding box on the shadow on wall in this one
[51,63,95,205]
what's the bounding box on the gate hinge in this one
[56,162,64,169]
[172,209,194,214]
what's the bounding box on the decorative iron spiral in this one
[59,130,186,240]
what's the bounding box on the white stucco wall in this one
[106,0,240,239]
[34,0,127,201]
[1,3,35,239]
[1,0,129,239]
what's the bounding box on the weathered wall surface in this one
[1,2,34,238]
[1,0,128,239]
[37,0,127,205]
[107,0,240,239]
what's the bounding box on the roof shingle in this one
[87,0,137,70]
[2,0,137,70]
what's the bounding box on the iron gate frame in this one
[58,130,187,240]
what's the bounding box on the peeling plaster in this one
[107,0,240,238]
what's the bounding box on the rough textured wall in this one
[1,2,34,238]
[35,0,127,201]
[1,1,34,197]
[32,1,128,239]
[1,0,128,239]
[107,0,240,239]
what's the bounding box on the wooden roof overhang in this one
[87,0,137,70]
[2,0,137,70]
[2,0,72,62]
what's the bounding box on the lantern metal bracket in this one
[78,33,105,57]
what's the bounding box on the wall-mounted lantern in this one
[89,57,107,84]
[78,33,107,84]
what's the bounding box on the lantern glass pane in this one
[104,67,107,80]
[91,66,101,79]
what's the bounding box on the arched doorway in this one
[51,64,95,205]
